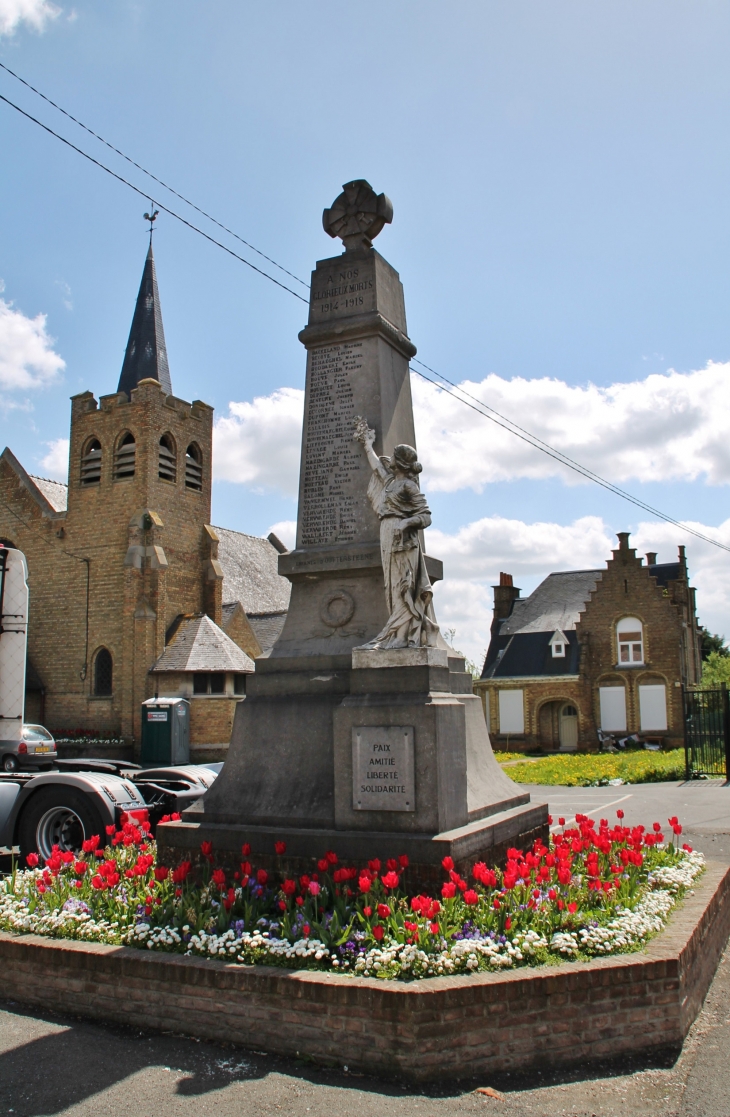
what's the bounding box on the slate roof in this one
[649,562,681,588]
[499,570,602,636]
[246,611,288,656]
[118,242,172,397]
[483,630,581,679]
[151,613,255,673]
[29,476,68,513]
[215,526,291,614]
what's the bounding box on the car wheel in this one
[2,754,18,773]
[18,787,105,863]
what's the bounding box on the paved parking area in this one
[521,779,730,860]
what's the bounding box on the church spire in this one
[117,238,172,397]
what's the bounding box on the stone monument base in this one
[158,648,548,889]
[156,809,548,895]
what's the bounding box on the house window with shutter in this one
[617,617,644,664]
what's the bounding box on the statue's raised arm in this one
[353,417,439,650]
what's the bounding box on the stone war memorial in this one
[159,181,547,881]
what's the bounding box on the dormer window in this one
[617,616,644,665]
[550,630,567,658]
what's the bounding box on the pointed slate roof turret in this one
[117,242,172,397]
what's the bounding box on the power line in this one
[0,92,309,305]
[409,363,730,553]
[0,60,310,291]
[1,80,726,555]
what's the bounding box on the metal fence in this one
[683,685,730,779]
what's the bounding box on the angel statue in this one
[353,416,440,649]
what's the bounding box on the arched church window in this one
[185,443,203,491]
[93,648,113,696]
[617,617,644,665]
[158,433,177,483]
[113,432,136,480]
[80,438,102,485]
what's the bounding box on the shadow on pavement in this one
[0,996,684,1113]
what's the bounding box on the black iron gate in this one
[684,685,730,778]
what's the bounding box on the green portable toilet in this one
[140,697,190,766]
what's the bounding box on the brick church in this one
[0,242,290,759]
[474,532,702,752]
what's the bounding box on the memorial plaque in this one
[352,726,415,811]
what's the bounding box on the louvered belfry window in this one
[158,434,177,482]
[114,432,136,480]
[185,442,203,491]
[80,439,102,485]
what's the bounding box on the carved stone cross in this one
[322,179,393,252]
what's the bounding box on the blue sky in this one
[1,1,729,662]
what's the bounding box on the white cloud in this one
[0,0,59,35]
[39,437,68,480]
[213,363,730,500]
[412,361,730,491]
[429,515,730,668]
[213,387,303,496]
[0,293,65,391]
[267,519,296,550]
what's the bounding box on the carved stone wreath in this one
[319,589,356,629]
[322,180,393,252]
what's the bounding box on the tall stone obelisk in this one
[272,179,441,659]
[160,182,547,876]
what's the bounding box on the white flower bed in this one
[0,849,707,981]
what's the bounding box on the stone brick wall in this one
[1,863,727,1081]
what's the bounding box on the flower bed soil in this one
[1,860,728,1081]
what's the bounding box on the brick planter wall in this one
[2,862,729,1081]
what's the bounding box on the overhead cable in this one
[0,92,309,305]
[0,60,310,290]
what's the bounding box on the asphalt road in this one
[2,779,730,1117]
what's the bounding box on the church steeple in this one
[118,241,172,397]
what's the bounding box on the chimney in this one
[616,532,631,551]
[645,552,657,566]
[493,572,520,628]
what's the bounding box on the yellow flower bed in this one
[492,751,525,762]
[502,749,686,787]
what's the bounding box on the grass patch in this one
[492,751,526,762]
[502,748,687,786]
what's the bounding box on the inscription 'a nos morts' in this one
[300,342,364,547]
[352,726,415,812]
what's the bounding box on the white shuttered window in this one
[599,687,627,732]
[639,685,667,731]
[498,689,524,734]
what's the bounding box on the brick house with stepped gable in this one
[474,532,702,753]
[0,241,290,760]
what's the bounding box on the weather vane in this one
[143,207,159,237]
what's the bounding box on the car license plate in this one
[33,746,50,753]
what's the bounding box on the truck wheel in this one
[2,754,18,772]
[18,787,106,863]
